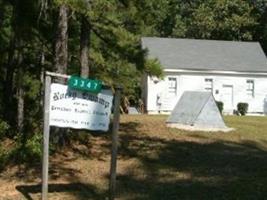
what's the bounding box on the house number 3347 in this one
[68,76,102,93]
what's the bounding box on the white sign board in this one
[49,83,113,131]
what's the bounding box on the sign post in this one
[42,75,51,200]
[41,71,117,200]
[109,86,122,200]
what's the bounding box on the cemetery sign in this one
[42,72,120,200]
[49,83,113,131]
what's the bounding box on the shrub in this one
[0,147,8,171]
[4,133,43,165]
[0,120,9,139]
[0,132,42,170]
[216,101,224,113]
[237,102,249,116]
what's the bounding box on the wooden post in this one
[109,86,122,200]
[42,74,51,200]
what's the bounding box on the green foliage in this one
[216,101,224,114]
[237,102,249,116]
[0,119,9,139]
[12,133,42,164]
[0,132,42,170]
[0,147,9,171]
[144,58,164,79]
[23,133,42,161]
[22,73,41,99]
[188,0,258,40]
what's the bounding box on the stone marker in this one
[166,91,233,132]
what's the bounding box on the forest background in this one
[0,0,266,167]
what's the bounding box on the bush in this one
[0,132,42,171]
[15,133,43,163]
[216,101,224,113]
[0,147,9,171]
[1,133,43,166]
[0,120,9,139]
[237,102,249,116]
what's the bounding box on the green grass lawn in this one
[1,115,267,200]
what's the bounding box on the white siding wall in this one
[146,73,267,114]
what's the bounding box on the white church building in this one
[141,37,267,115]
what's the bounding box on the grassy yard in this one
[1,115,267,199]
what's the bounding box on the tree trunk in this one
[53,4,69,146]
[3,33,16,125]
[3,66,15,124]
[40,50,45,108]
[80,17,90,78]
[55,4,68,79]
[17,67,24,134]
[3,0,21,126]
[0,1,5,29]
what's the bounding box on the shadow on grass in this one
[67,121,141,161]
[116,132,267,200]
[119,122,141,133]
[16,182,104,200]
[10,119,267,199]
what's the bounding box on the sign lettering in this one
[49,83,113,131]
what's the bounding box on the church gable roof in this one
[142,37,267,73]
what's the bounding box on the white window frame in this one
[204,78,213,93]
[246,79,254,98]
[168,77,177,96]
